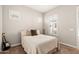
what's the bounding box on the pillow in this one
[26,31,31,36]
[21,30,31,36]
[37,30,40,35]
[31,30,37,36]
[21,30,27,36]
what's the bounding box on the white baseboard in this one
[11,43,21,47]
[60,42,77,49]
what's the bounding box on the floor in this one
[0,44,79,54]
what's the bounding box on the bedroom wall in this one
[44,6,77,47]
[0,6,2,51]
[3,5,43,46]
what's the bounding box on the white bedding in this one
[22,34,57,54]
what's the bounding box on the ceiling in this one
[27,5,58,13]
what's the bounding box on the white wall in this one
[0,6,2,51]
[76,7,79,48]
[3,6,43,45]
[2,5,78,47]
[44,6,77,46]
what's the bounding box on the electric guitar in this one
[2,33,11,51]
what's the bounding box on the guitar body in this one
[2,42,10,51]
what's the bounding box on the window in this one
[48,14,58,36]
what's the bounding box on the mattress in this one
[22,34,57,54]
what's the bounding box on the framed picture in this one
[9,9,21,20]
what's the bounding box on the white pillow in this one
[21,30,26,36]
[26,31,31,36]
[37,30,40,35]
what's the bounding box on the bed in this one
[21,30,58,54]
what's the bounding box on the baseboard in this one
[60,42,77,49]
[11,43,21,47]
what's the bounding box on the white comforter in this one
[22,34,57,54]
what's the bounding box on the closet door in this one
[0,6,2,51]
